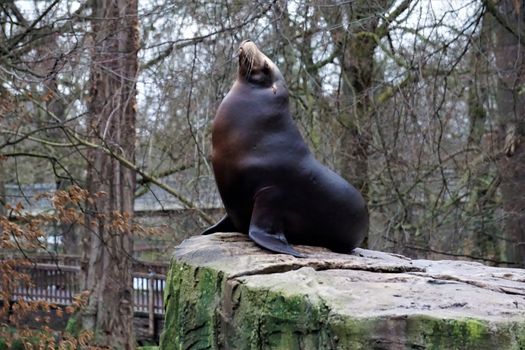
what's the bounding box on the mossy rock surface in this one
[160,233,525,350]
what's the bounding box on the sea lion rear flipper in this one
[201,215,236,235]
[248,187,305,258]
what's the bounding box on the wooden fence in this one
[7,262,166,316]
[12,263,79,306]
[1,253,169,275]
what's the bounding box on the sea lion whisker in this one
[245,54,254,77]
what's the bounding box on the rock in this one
[159,233,525,350]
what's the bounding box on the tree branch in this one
[3,92,216,225]
[1,128,80,148]
[142,0,276,69]
[67,131,214,224]
[376,0,413,39]
[7,0,61,52]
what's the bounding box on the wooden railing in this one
[12,263,79,306]
[133,272,166,316]
[0,253,169,275]
[7,262,166,316]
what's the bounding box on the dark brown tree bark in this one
[486,0,525,266]
[81,0,139,348]
[321,1,397,248]
[463,20,503,263]
[322,1,393,196]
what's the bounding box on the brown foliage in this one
[0,186,127,348]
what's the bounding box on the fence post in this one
[148,272,155,337]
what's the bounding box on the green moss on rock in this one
[160,262,225,349]
[226,285,333,349]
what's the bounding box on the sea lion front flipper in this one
[249,228,304,258]
[201,215,236,235]
[248,187,305,258]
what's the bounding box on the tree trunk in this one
[0,161,5,218]
[81,0,139,348]
[322,1,393,247]
[322,1,393,196]
[0,87,10,216]
[464,22,504,263]
[486,0,525,266]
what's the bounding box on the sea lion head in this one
[238,40,283,88]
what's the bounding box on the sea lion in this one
[202,40,369,257]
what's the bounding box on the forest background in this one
[0,0,524,348]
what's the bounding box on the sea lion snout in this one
[239,40,259,59]
[238,40,275,86]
